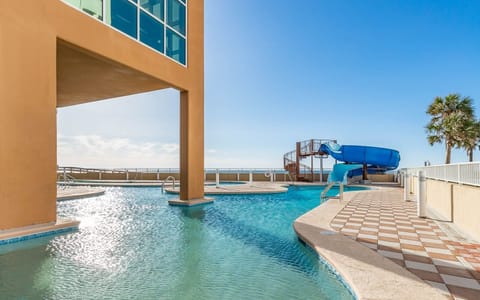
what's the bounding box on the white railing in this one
[320,181,344,201]
[57,166,334,176]
[403,162,480,187]
[162,176,176,193]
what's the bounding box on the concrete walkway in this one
[165,182,288,194]
[57,186,105,201]
[330,188,480,299]
[296,187,480,299]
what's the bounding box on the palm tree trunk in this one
[445,143,451,164]
[468,148,473,162]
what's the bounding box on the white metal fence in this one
[403,162,480,187]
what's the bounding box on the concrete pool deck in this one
[57,186,106,201]
[165,181,289,195]
[0,218,79,245]
[60,180,291,194]
[295,186,480,299]
[0,187,102,244]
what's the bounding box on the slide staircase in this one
[283,139,336,181]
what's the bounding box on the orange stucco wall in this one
[0,0,204,230]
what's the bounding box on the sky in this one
[57,0,480,170]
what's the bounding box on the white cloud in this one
[57,135,179,168]
[58,135,282,169]
[160,143,180,153]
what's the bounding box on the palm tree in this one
[425,93,474,164]
[459,119,480,162]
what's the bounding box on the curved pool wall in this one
[0,186,366,299]
[204,181,247,186]
[298,238,357,299]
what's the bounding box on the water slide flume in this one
[319,142,401,184]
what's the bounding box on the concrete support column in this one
[404,173,410,201]
[0,15,57,229]
[417,171,427,218]
[320,157,324,184]
[179,90,204,200]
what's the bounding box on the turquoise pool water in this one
[0,186,365,299]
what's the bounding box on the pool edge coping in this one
[0,219,80,246]
[57,189,106,201]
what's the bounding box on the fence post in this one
[417,171,426,218]
[457,164,461,183]
[216,169,220,188]
[249,170,253,186]
[478,164,480,186]
[404,173,410,201]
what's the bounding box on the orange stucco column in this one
[180,90,205,200]
[0,10,57,229]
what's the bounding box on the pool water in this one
[0,186,365,299]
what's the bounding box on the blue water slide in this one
[328,163,364,183]
[319,142,400,183]
[320,142,400,169]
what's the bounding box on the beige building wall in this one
[413,178,480,241]
[368,174,395,182]
[425,179,453,221]
[452,184,480,241]
[0,0,204,230]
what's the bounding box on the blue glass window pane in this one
[140,0,164,21]
[167,0,186,36]
[65,0,103,20]
[110,0,137,39]
[166,28,186,64]
[140,11,164,53]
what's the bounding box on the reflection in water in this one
[0,242,52,299]
[180,206,206,220]
[53,189,137,273]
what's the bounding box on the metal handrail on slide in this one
[320,181,344,201]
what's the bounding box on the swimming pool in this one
[0,185,365,299]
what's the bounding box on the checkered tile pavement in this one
[330,189,480,300]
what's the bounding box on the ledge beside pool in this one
[0,219,80,246]
[168,197,215,206]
